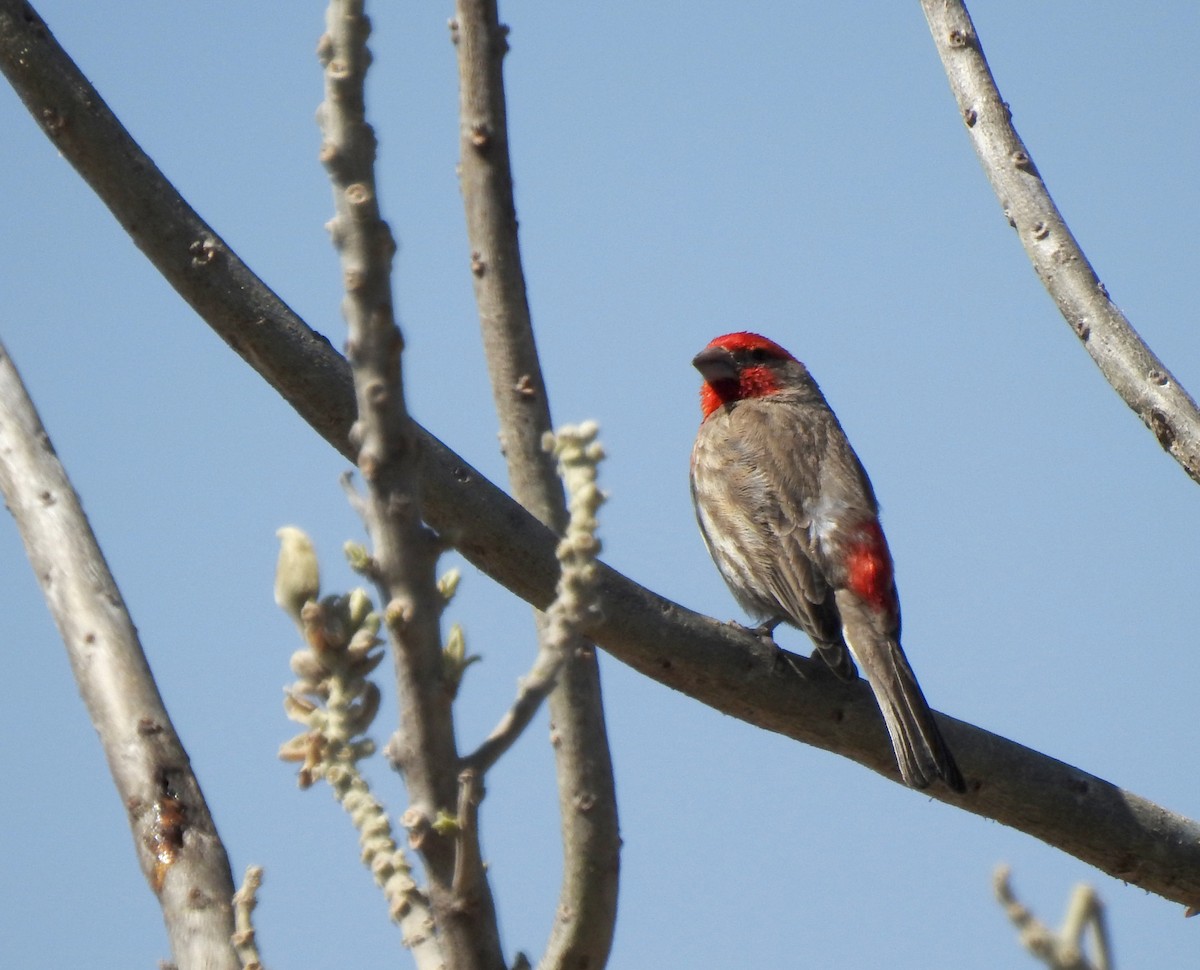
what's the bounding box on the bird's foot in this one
[751,618,783,642]
[724,617,782,642]
[728,619,805,678]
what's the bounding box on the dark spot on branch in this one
[147,771,188,893]
[963,107,977,128]
[1148,369,1169,387]
[40,107,66,134]
[1149,409,1175,450]
[1113,853,1138,880]
[188,235,219,267]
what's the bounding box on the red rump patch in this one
[845,520,897,614]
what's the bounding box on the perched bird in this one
[690,331,964,792]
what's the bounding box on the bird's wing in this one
[731,403,849,654]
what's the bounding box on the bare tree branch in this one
[452,3,619,967]
[316,3,503,967]
[920,0,1200,484]
[0,339,240,970]
[3,0,1200,914]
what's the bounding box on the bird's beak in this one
[692,345,738,383]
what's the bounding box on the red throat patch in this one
[699,365,783,417]
[844,520,897,614]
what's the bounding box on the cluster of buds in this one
[279,585,384,788]
[274,528,426,930]
[543,421,606,637]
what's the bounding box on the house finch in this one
[690,332,964,792]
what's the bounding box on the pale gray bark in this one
[316,3,502,967]
[0,340,240,970]
[920,0,1200,484]
[452,4,619,968]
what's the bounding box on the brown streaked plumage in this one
[690,331,964,792]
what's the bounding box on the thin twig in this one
[994,866,1112,970]
[232,867,265,970]
[1061,885,1113,970]
[451,769,486,902]
[462,425,607,774]
[461,637,563,775]
[316,3,504,967]
[920,0,1200,484]
[0,339,240,970]
[4,0,1200,913]
[452,4,620,966]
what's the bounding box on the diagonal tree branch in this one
[0,339,240,970]
[919,0,1200,484]
[0,0,349,439]
[451,3,619,967]
[3,0,1200,915]
[316,3,503,967]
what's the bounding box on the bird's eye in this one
[748,347,768,363]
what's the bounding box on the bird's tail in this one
[836,592,965,792]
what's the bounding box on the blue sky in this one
[2,2,1198,967]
